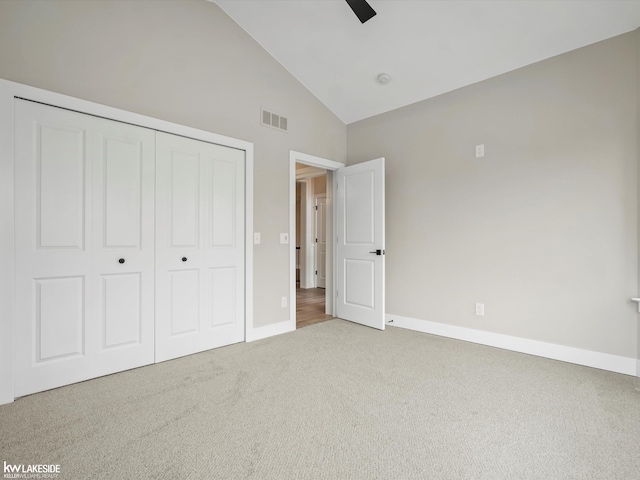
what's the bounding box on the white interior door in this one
[155,132,245,363]
[315,195,327,289]
[336,158,385,330]
[14,100,155,397]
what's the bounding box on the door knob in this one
[118,258,125,264]
[369,249,385,256]
[182,257,187,262]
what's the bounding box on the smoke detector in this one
[377,73,391,85]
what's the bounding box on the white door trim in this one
[301,178,315,289]
[289,151,345,331]
[0,78,254,405]
[314,194,327,289]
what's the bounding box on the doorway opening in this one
[289,151,345,331]
[295,166,332,328]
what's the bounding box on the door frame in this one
[297,174,326,289]
[297,178,314,289]
[289,151,345,330]
[0,79,255,405]
[314,193,327,288]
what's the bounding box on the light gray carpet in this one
[1,319,639,479]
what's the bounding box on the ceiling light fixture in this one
[377,73,392,85]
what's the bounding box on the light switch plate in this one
[254,232,261,244]
[280,233,289,244]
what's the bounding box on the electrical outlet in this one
[254,232,261,244]
[475,144,485,158]
[475,303,485,316]
[281,296,287,308]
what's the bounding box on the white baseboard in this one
[386,313,637,377]
[246,320,295,343]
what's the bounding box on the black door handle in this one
[368,249,385,256]
[182,257,187,262]
[118,258,125,264]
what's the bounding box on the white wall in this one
[0,0,347,329]
[348,32,639,361]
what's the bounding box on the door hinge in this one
[315,205,318,210]
[315,238,318,243]
[315,270,318,275]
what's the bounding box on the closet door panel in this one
[92,118,155,375]
[210,157,236,247]
[36,276,85,362]
[169,269,200,336]
[171,151,200,247]
[210,267,235,327]
[156,132,244,362]
[14,100,155,397]
[14,101,93,397]
[205,146,245,348]
[101,273,142,349]
[38,124,86,249]
[156,133,205,361]
[102,136,143,248]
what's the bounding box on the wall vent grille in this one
[261,108,288,132]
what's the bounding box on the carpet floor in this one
[1,319,639,479]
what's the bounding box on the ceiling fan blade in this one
[345,0,376,24]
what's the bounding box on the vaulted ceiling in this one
[214,0,640,124]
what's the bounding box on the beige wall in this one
[0,0,347,328]
[313,175,327,195]
[348,32,639,359]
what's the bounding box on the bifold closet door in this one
[155,132,245,362]
[14,100,155,397]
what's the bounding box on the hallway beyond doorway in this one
[296,287,333,328]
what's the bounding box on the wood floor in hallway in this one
[296,287,334,328]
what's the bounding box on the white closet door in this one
[14,100,155,397]
[155,132,245,362]
[90,117,156,376]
